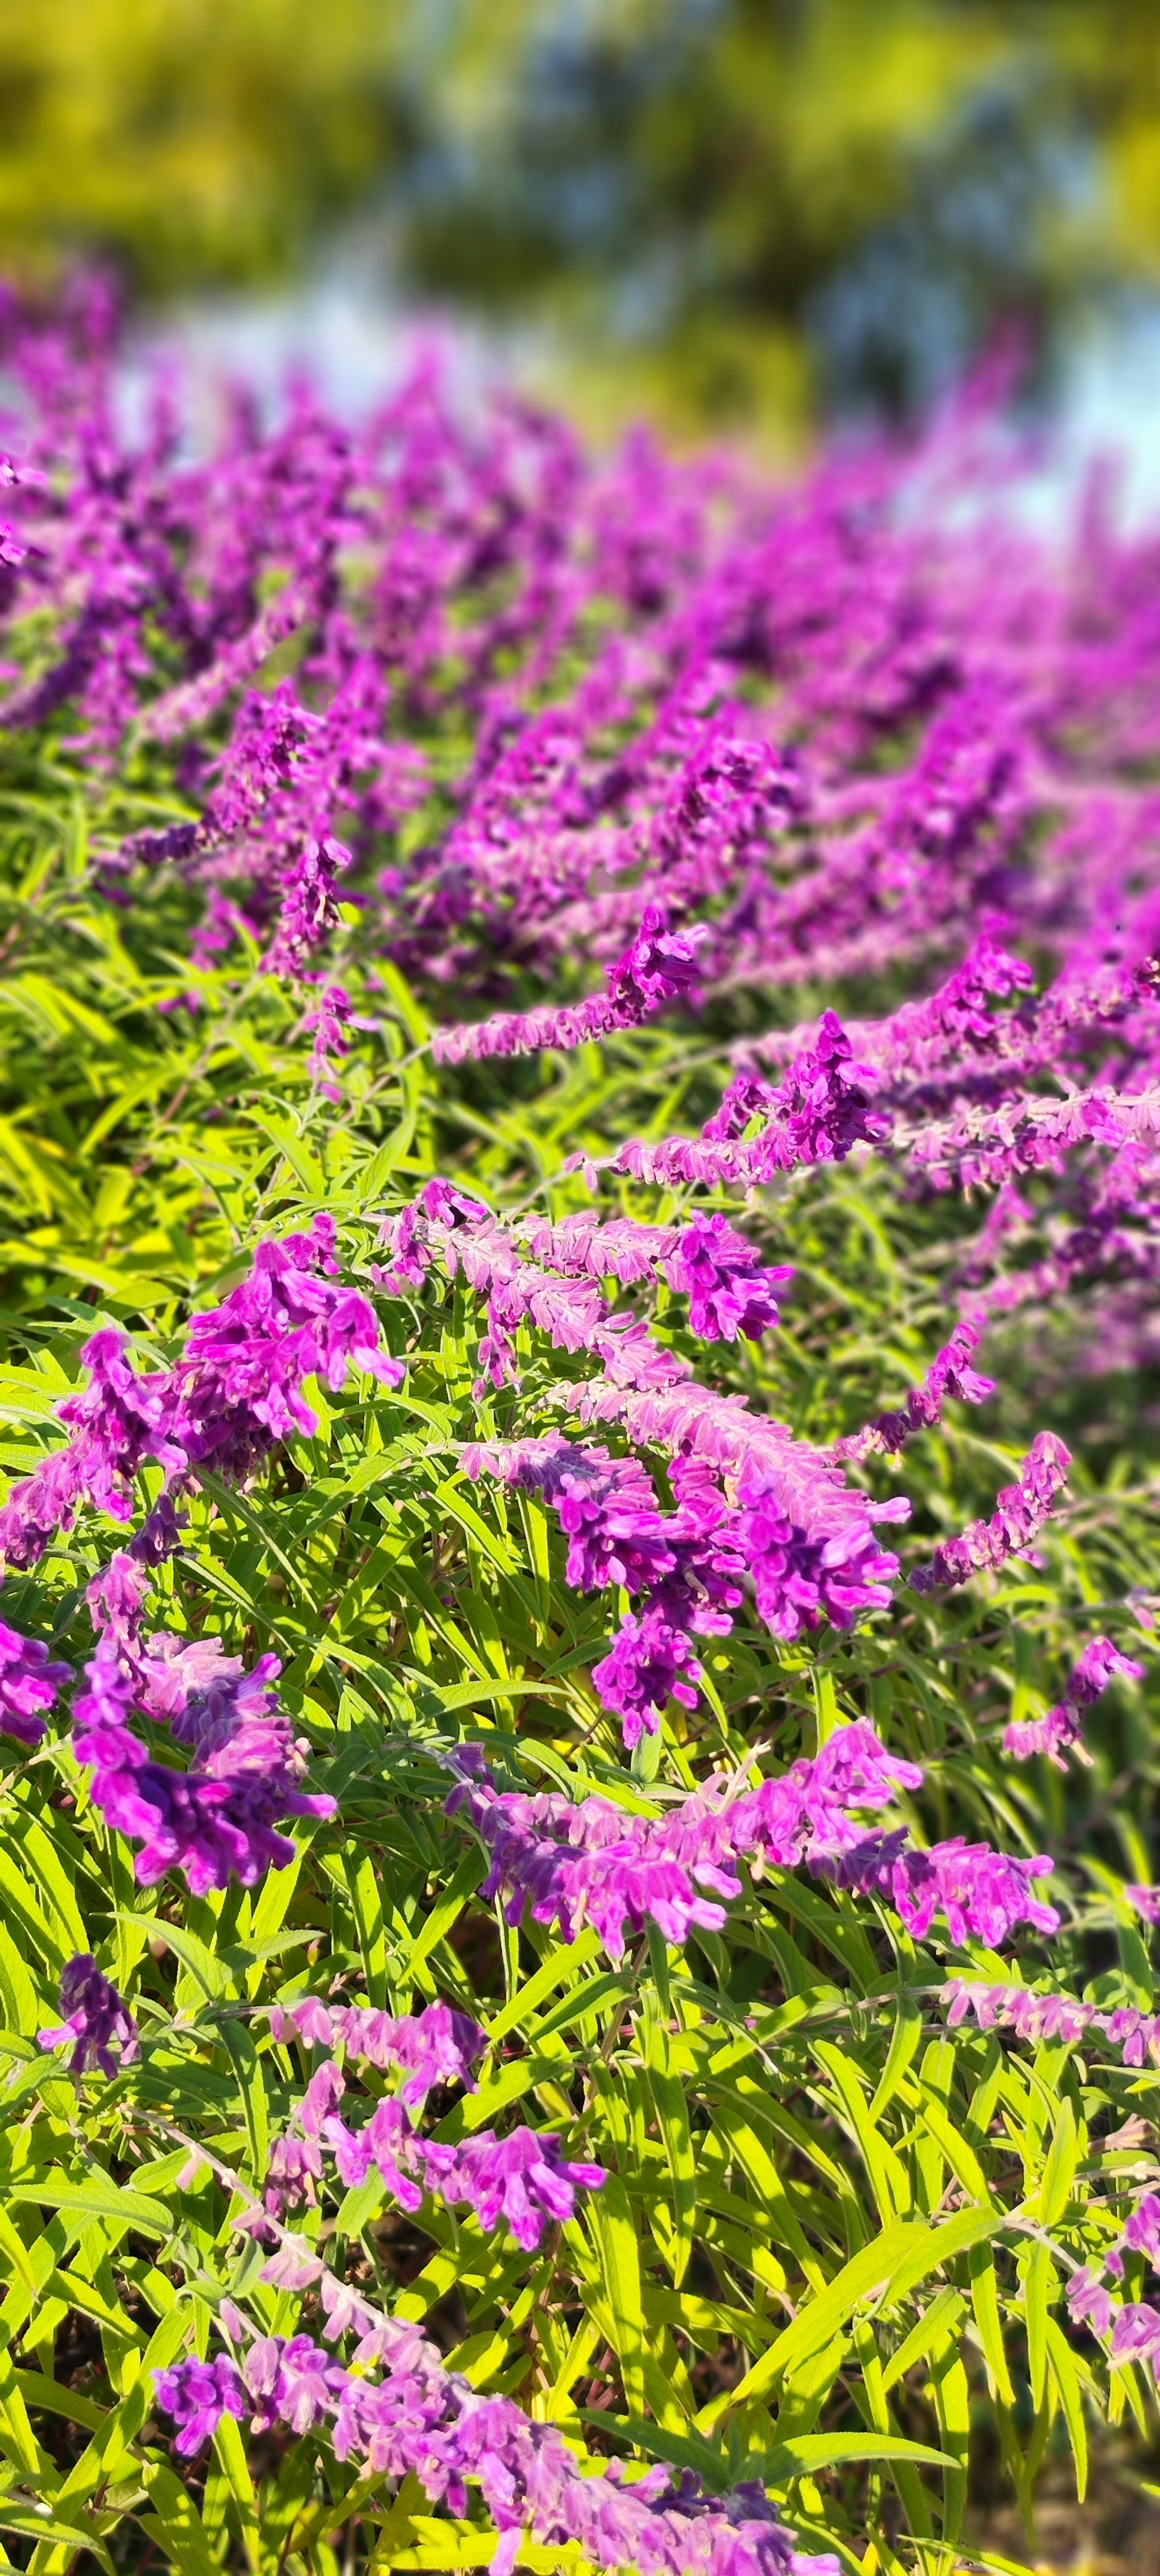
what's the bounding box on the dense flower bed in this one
[0,280,1159,2573]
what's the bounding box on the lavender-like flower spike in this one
[262,2033,602,2248]
[943,1976,1160,2067]
[445,1728,1055,1959]
[911,1430,1071,1591]
[0,1215,400,1571]
[38,1953,140,2078]
[432,905,705,1063]
[1004,1635,1145,1767]
[582,1009,890,1190]
[823,1832,1059,1945]
[833,1322,995,1462]
[156,2325,839,2576]
[0,1618,70,1747]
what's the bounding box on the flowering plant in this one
[0,283,1158,2575]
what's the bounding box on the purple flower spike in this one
[72,1636,336,1896]
[433,905,706,1063]
[38,1953,140,2079]
[1004,1635,1145,1768]
[156,2319,836,2576]
[912,1432,1071,1592]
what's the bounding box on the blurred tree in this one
[0,0,413,293]
[402,0,1160,424]
[0,0,1157,423]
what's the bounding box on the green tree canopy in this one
[1,0,1159,421]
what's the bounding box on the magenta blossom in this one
[38,1953,140,2078]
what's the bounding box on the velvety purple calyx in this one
[38,1952,140,2078]
[270,1995,486,2103]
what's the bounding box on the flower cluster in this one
[268,1995,486,2103]
[433,906,706,1061]
[37,1953,140,2078]
[258,1996,601,2248]
[510,1439,878,1734]
[0,1215,398,1570]
[910,1432,1071,1592]
[944,1978,1160,2065]
[581,1012,890,1191]
[833,1322,995,1462]
[8,289,1160,2569]
[1003,1635,1145,1767]
[0,1617,71,1748]
[155,2319,837,2576]
[445,1729,1058,1960]
[71,1634,335,1895]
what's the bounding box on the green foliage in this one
[4,0,1160,420]
[0,717,1158,2573]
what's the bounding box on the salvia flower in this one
[72,1636,336,1896]
[38,1953,140,2078]
[155,2326,838,2576]
[268,1996,486,2104]
[0,1216,399,1569]
[433,906,706,1062]
[1004,1635,1145,1767]
[911,1432,1071,1591]
[0,1617,70,1747]
[833,1322,995,1462]
[445,1729,1050,1960]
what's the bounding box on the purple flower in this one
[592,1604,705,1747]
[942,1979,1095,2044]
[834,1322,994,1462]
[72,1636,336,1896]
[0,1617,70,1747]
[156,2324,834,2576]
[1111,2301,1160,2365]
[661,1213,793,1344]
[827,1832,1059,1946]
[1067,2267,1115,2340]
[433,905,706,1063]
[329,1998,486,2102]
[912,1432,1071,1592]
[1004,1635,1145,1768]
[587,1010,890,1190]
[445,1724,1043,1963]
[38,1953,140,2078]
[153,2355,248,2456]
[1111,2192,1160,2278]
[0,1216,399,1570]
[419,2128,606,2251]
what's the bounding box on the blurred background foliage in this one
[0,0,1158,428]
